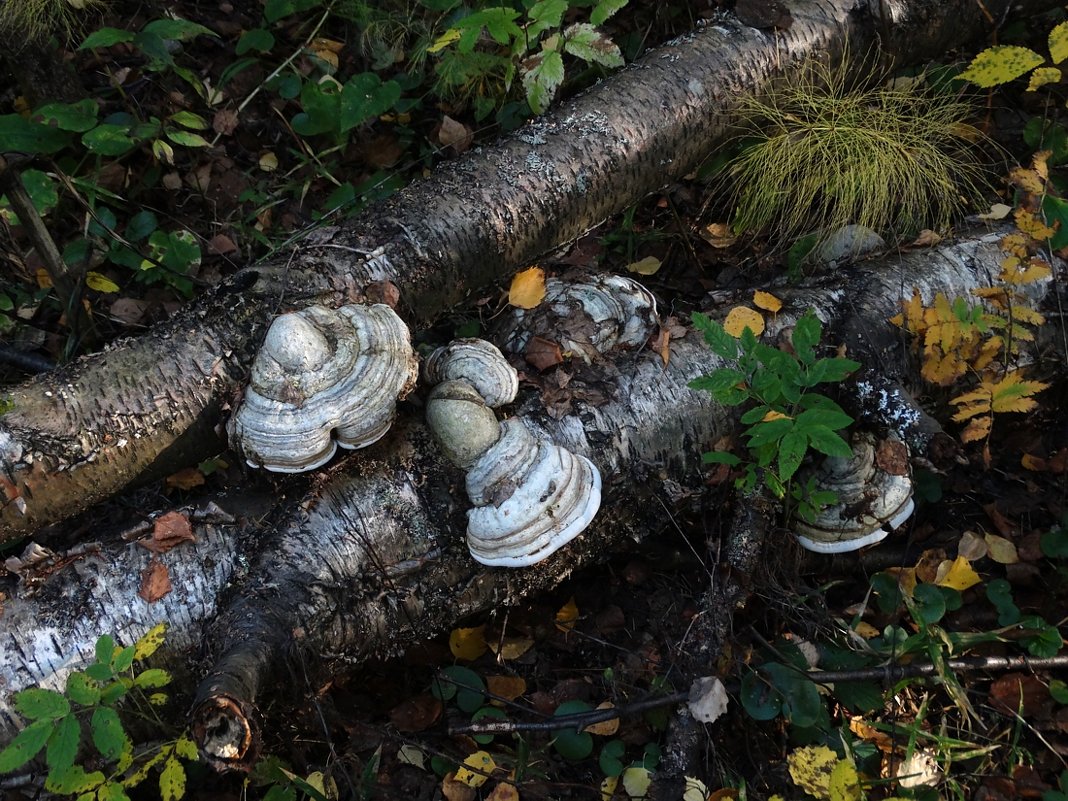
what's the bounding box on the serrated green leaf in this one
[134,669,172,689]
[805,427,853,458]
[340,74,402,133]
[45,763,106,794]
[65,673,102,706]
[562,23,623,68]
[0,719,53,772]
[79,27,136,49]
[34,99,99,132]
[15,688,70,721]
[740,405,773,424]
[808,357,860,384]
[112,646,135,674]
[122,748,167,788]
[159,756,186,801]
[522,49,565,114]
[795,407,853,431]
[174,735,199,761]
[91,707,129,760]
[691,312,738,359]
[777,429,807,482]
[591,0,627,25]
[142,18,217,41]
[46,714,80,772]
[96,778,132,801]
[791,312,822,362]
[528,0,566,28]
[959,45,1044,88]
[744,417,793,447]
[702,450,741,466]
[99,679,129,705]
[86,662,114,681]
[688,368,746,396]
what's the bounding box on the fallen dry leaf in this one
[626,256,661,275]
[984,533,1019,565]
[207,233,238,256]
[555,596,579,631]
[723,306,764,338]
[212,108,239,135]
[508,266,546,309]
[909,229,943,247]
[989,673,1051,717]
[752,290,782,313]
[486,675,527,702]
[109,298,149,326]
[389,694,442,733]
[449,625,488,661]
[524,336,562,371]
[139,511,196,554]
[584,702,620,735]
[165,467,205,491]
[957,530,988,561]
[875,439,909,476]
[438,115,474,153]
[441,773,476,801]
[700,222,737,248]
[138,560,172,603]
[485,781,519,801]
[984,503,1016,537]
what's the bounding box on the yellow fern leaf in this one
[1015,208,1056,241]
[973,336,1004,371]
[1033,150,1051,182]
[989,373,1049,413]
[960,415,992,443]
[1009,167,1045,194]
[923,352,968,386]
[999,231,1030,257]
[1009,305,1045,325]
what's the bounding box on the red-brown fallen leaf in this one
[438,114,473,153]
[524,336,563,371]
[708,788,740,801]
[212,108,239,135]
[139,511,196,554]
[207,234,238,256]
[486,675,526,703]
[989,673,1051,717]
[138,560,172,603]
[485,781,519,801]
[109,298,149,326]
[1049,448,1068,474]
[165,467,205,491]
[1012,765,1051,798]
[389,694,442,733]
[441,773,476,801]
[365,280,400,308]
[913,549,947,584]
[655,326,671,367]
[875,439,909,476]
[984,503,1016,536]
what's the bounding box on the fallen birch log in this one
[0,0,1048,543]
[0,229,1034,748]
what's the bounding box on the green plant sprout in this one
[689,310,860,523]
[0,624,200,800]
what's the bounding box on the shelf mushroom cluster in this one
[794,433,915,554]
[423,339,603,567]
[228,303,419,473]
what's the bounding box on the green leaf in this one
[599,739,626,777]
[562,23,623,68]
[688,368,746,396]
[79,27,136,49]
[806,427,853,458]
[739,668,782,721]
[796,407,853,431]
[95,635,116,667]
[1019,616,1063,658]
[831,680,884,713]
[590,0,628,25]
[691,312,738,359]
[777,429,807,482]
[762,663,820,727]
[34,99,99,132]
[65,672,102,706]
[292,80,340,136]
[552,701,594,760]
[0,719,53,772]
[134,668,172,689]
[986,578,1021,626]
[910,583,947,625]
[791,312,822,362]
[112,646,135,673]
[159,756,186,801]
[959,45,1044,88]
[740,405,773,425]
[15,688,70,721]
[527,0,566,30]
[125,210,159,242]
[85,662,114,682]
[19,169,58,217]
[91,707,129,760]
[82,123,138,156]
[432,666,485,713]
[340,74,402,132]
[1041,195,1068,250]
[1050,679,1068,704]
[1041,524,1068,558]
[45,764,106,794]
[164,129,210,147]
[97,779,132,800]
[169,111,208,130]
[174,735,199,761]
[807,357,860,384]
[522,49,565,114]
[142,18,217,41]
[236,27,274,54]
[0,114,71,154]
[46,714,80,772]
[744,417,793,447]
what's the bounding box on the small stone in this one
[816,225,886,264]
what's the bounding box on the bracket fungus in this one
[228,304,418,472]
[794,433,914,553]
[498,273,658,360]
[423,338,602,567]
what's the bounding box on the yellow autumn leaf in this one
[486,781,520,801]
[935,556,982,591]
[428,27,461,53]
[449,625,488,661]
[259,151,278,172]
[488,636,534,660]
[852,620,880,638]
[1027,66,1062,91]
[753,290,782,313]
[960,415,992,443]
[486,674,527,701]
[958,45,1044,88]
[1009,168,1045,194]
[683,777,710,801]
[723,306,764,338]
[134,622,168,661]
[787,745,838,800]
[1009,304,1045,325]
[984,533,1019,564]
[1015,208,1056,241]
[990,373,1049,414]
[1021,453,1047,471]
[555,596,579,631]
[828,759,861,801]
[1050,20,1068,63]
[601,776,619,801]
[454,751,495,788]
[508,266,546,309]
[761,410,790,422]
[626,256,661,275]
[584,702,619,736]
[622,766,652,798]
[86,271,120,293]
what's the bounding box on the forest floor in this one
[2,0,1068,799]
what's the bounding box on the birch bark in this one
[0,0,1048,542]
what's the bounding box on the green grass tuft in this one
[726,58,992,253]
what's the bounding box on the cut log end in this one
[190,694,259,772]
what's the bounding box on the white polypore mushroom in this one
[229,304,418,473]
[794,433,914,554]
[422,338,601,567]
